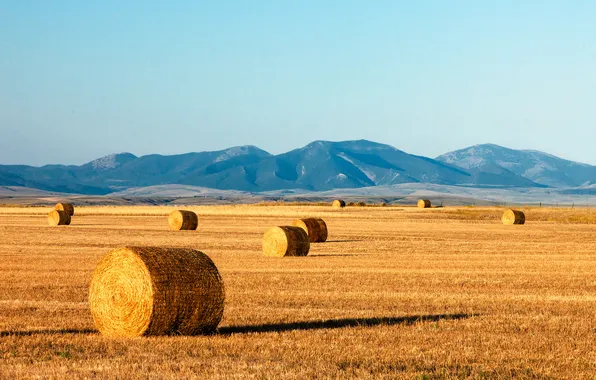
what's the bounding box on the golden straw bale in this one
[332,199,346,208]
[262,226,310,257]
[55,202,74,216]
[48,210,71,226]
[292,218,328,243]
[89,247,224,337]
[502,209,526,225]
[292,218,320,242]
[315,218,328,242]
[168,210,198,230]
[417,199,431,208]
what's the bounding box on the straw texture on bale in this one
[332,199,346,208]
[168,210,198,231]
[417,199,431,208]
[502,209,526,225]
[89,247,225,337]
[55,202,74,216]
[292,218,328,243]
[48,210,71,226]
[262,226,310,257]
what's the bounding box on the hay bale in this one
[502,209,525,225]
[262,226,310,257]
[347,202,355,206]
[48,210,71,226]
[168,210,198,231]
[89,247,225,337]
[55,202,74,216]
[332,199,346,208]
[292,218,328,243]
[380,202,387,207]
[417,199,431,208]
[316,218,328,242]
[357,201,366,207]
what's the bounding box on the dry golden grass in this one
[0,205,595,378]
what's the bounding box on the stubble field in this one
[0,204,595,379]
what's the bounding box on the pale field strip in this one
[0,204,514,219]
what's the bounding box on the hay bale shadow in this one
[218,313,476,335]
[324,240,363,243]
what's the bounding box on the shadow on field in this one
[218,313,475,335]
[0,328,96,337]
[308,254,363,257]
[324,240,363,243]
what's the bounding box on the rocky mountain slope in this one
[437,144,596,188]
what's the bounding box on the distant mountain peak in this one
[302,139,398,153]
[302,140,331,149]
[437,144,596,188]
[214,145,271,163]
[88,153,137,171]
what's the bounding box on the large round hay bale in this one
[48,210,71,226]
[292,218,328,242]
[332,199,346,208]
[89,247,225,337]
[417,199,431,208]
[262,226,310,257]
[502,209,525,225]
[55,202,74,216]
[168,210,198,231]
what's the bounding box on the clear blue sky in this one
[1,1,595,166]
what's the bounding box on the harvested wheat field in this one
[0,204,595,378]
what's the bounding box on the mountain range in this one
[1,140,595,195]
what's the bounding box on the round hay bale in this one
[292,218,328,243]
[417,199,431,208]
[55,202,74,216]
[502,209,525,225]
[316,218,328,242]
[347,202,356,206]
[262,226,310,257]
[292,218,320,242]
[48,210,71,226]
[89,247,225,337]
[356,201,366,207]
[332,199,346,208]
[168,210,198,231]
[380,202,387,207]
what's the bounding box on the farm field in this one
[0,204,595,378]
